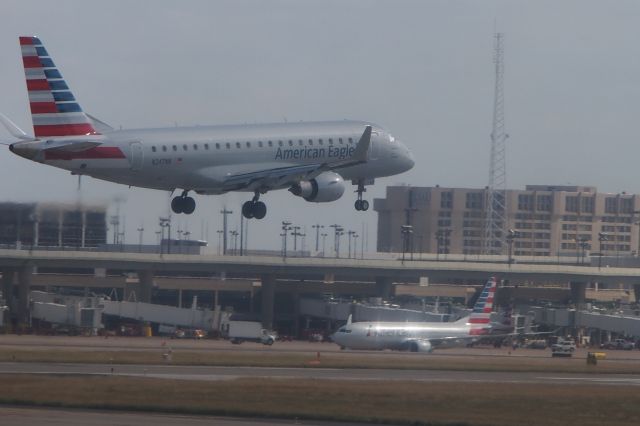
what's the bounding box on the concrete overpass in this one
[2,249,640,328]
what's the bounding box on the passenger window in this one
[246,142,251,148]
[328,138,333,145]
[319,139,323,145]
[216,143,220,149]
[288,140,293,146]
[298,140,303,146]
[193,144,198,150]
[278,140,283,147]
[151,146,157,152]
[236,142,241,149]
[308,139,313,146]
[226,143,231,149]
[258,141,263,147]
[348,137,353,144]
[162,146,167,152]
[204,143,209,150]
[339,138,343,144]
[183,144,188,151]
[268,141,273,147]
[172,145,177,151]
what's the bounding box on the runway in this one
[2,361,640,386]
[0,406,363,426]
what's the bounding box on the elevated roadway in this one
[3,248,640,284]
[3,249,640,328]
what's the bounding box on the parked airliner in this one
[331,278,499,352]
[2,36,414,219]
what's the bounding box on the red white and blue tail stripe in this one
[19,36,99,138]
[467,277,498,335]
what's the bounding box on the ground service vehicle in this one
[601,339,634,350]
[228,321,276,345]
[551,339,576,357]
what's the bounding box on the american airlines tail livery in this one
[3,36,414,219]
[331,277,499,352]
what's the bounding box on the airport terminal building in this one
[0,202,107,249]
[374,185,640,258]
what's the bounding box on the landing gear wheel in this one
[171,192,196,214]
[242,201,255,219]
[171,196,184,214]
[182,197,196,215]
[354,180,369,212]
[253,201,267,219]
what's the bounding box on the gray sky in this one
[2,0,640,250]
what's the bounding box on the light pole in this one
[312,224,324,253]
[216,230,224,255]
[598,232,608,269]
[352,233,359,259]
[159,217,171,254]
[331,225,344,258]
[401,225,413,264]
[506,229,517,267]
[348,230,357,259]
[292,225,301,254]
[230,230,239,254]
[282,221,292,259]
[137,226,144,253]
[321,232,328,257]
[220,207,233,255]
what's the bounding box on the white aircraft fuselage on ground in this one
[331,278,499,353]
[4,36,414,220]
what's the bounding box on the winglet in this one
[352,125,372,162]
[0,114,35,141]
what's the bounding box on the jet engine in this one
[289,171,345,202]
[408,340,433,353]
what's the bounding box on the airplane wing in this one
[221,125,372,192]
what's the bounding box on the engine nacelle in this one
[408,340,433,353]
[289,171,345,203]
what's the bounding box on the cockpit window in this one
[337,327,351,333]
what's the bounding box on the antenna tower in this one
[483,33,508,255]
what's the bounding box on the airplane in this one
[331,277,500,352]
[2,36,414,220]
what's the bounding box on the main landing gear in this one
[354,181,369,211]
[171,191,196,215]
[242,192,267,220]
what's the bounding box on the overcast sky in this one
[2,0,640,251]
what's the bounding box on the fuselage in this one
[28,120,413,195]
[331,319,474,351]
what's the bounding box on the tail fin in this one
[19,36,99,138]
[467,277,498,333]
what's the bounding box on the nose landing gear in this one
[242,192,267,219]
[171,191,196,215]
[354,181,369,211]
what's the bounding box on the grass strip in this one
[1,348,640,374]
[1,374,639,426]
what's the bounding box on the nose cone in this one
[396,142,414,173]
[9,141,40,160]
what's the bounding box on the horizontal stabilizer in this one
[0,113,35,141]
[41,139,102,152]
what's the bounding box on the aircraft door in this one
[129,141,144,171]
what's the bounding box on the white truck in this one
[227,321,276,345]
[551,339,576,357]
